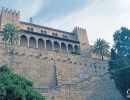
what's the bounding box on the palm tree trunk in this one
[9,51,14,71]
[100,50,104,60]
[9,36,14,71]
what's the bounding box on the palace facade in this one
[0,7,90,56]
[0,7,123,100]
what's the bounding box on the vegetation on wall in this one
[71,51,81,55]
[109,27,130,99]
[0,64,46,100]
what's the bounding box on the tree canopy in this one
[113,27,130,57]
[0,23,20,45]
[93,38,110,60]
[109,27,130,99]
[0,64,46,100]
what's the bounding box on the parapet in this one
[73,26,86,32]
[1,7,20,16]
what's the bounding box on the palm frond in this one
[0,23,20,45]
[93,38,110,59]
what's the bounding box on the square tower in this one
[73,27,90,57]
[0,7,20,30]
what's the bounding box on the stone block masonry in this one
[0,7,123,99]
[0,42,124,100]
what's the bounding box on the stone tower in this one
[0,7,20,30]
[73,27,90,57]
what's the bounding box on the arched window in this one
[68,44,73,53]
[27,27,30,31]
[61,43,67,53]
[74,45,80,53]
[44,31,47,34]
[54,41,60,51]
[31,28,33,32]
[29,37,36,48]
[20,35,28,46]
[46,40,52,51]
[38,38,45,50]
[41,30,43,33]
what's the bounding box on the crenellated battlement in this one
[1,7,20,16]
[73,26,86,32]
[0,7,20,30]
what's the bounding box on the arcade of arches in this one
[20,35,80,53]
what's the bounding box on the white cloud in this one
[15,0,45,21]
[42,0,130,46]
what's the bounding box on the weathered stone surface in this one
[0,44,125,100]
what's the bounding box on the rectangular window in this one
[62,34,67,38]
[52,33,58,36]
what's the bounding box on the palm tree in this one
[0,23,20,45]
[0,23,20,69]
[93,38,110,60]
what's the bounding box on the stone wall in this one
[0,43,124,100]
[40,74,124,100]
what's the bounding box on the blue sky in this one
[1,0,130,45]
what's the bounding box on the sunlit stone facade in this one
[0,7,90,56]
[0,7,123,100]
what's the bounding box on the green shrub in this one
[0,64,46,100]
[71,52,80,55]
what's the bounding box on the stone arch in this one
[46,40,52,50]
[74,45,80,53]
[20,35,28,46]
[38,38,45,50]
[54,41,60,51]
[68,44,73,53]
[29,37,36,48]
[61,43,67,53]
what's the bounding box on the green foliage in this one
[109,49,130,70]
[0,64,46,100]
[109,57,130,99]
[0,64,10,72]
[71,51,80,55]
[109,27,130,99]
[113,27,130,57]
[93,38,110,60]
[0,23,21,68]
[0,23,20,45]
